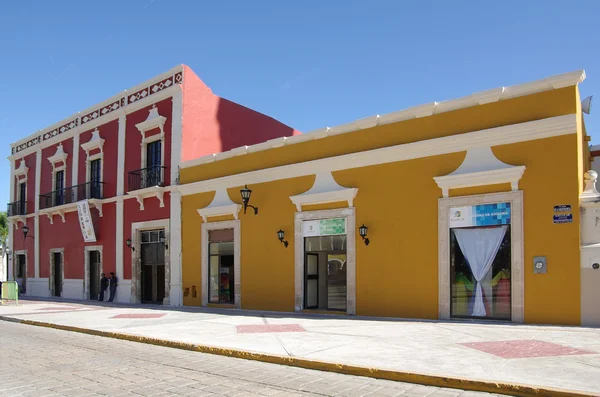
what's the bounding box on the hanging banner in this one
[77,200,97,243]
[449,203,511,228]
[303,218,346,237]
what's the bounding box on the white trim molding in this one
[437,191,524,323]
[294,208,356,315]
[137,105,166,172]
[47,143,68,170]
[127,186,167,210]
[290,172,358,211]
[14,160,29,182]
[80,128,105,157]
[181,70,585,170]
[48,248,65,298]
[178,114,576,197]
[84,245,103,300]
[433,147,526,197]
[197,189,242,222]
[200,220,241,309]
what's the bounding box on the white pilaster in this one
[115,197,124,287]
[8,158,15,280]
[72,134,80,191]
[117,113,126,196]
[9,158,15,204]
[168,87,183,306]
[34,149,41,278]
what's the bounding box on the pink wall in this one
[12,217,35,277]
[180,65,301,163]
[78,119,119,198]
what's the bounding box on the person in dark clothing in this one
[108,272,118,302]
[99,273,109,302]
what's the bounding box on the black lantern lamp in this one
[240,185,258,215]
[359,224,370,246]
[22,224,33,240]
[277,229,289,248]
[126,238,135,251]
[160,236,169,250]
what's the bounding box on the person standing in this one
[99,273,108,301]
[108,272,118,302]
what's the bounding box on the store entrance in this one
[140,229,166,304]
[304,235,347,312]
[208,229,234,304]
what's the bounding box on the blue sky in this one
[1,0,598,206]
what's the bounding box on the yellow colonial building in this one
[177,70,600,326]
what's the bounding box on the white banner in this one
[77,200,97,243]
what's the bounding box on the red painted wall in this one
[12,217,35,277]
[78,120,119,198]
[180,65,301,163]
[40,138,74,196]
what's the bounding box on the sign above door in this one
[303,218,346,237]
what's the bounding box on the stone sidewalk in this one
[1,298,599,396]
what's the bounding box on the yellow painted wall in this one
[180,87,584,325]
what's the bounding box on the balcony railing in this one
[39,181,105,210]
[128,166,166,192]
[7,201,27,216]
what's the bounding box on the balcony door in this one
[89,159,102,199]
[54,170,64,206]
[146,140,161,188]
[18,182,26,215]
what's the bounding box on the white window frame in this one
[437,191,524,323]
[81,128,105,199]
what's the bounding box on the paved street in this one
[0,321,506,397]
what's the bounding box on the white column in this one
[167,87,183,306]
[34,149,41,279]
[8,158,15,280]
[116,113,126,287]
[72,133,80,196]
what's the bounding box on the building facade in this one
[178,70,600,326]
[6,65,299,304]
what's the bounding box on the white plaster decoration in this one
[579,171,600,326]
[34,149,41,212]
[7,220,13,280]
[197,189,242,222]
[178,115,576,197]
[48,248,65,298]
[34,215,40,278]
[115,197,124,295]
[9,158,15,204]
[80,129,105,158]
[289,172,358,211]
[169,191,183,306]
[117,114,127,196]
[138,105,167,172]
[433,146,526,197]
[201,220,241,308]
[181,71,585,171]
[84,245,103,300]
[580,170,600,203]
[129,219,171,305]
[72,133,79,201]
[46,213,53,225]
[14,160,28,182]
[437,191,524,323]
[294,208,356,315]
[48,143,68,170]
[89,200,103,217]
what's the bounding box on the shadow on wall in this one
[215,97,301,152]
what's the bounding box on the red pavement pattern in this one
[236,324,306,333]
[460,340,596,359]
[110,313,166,319]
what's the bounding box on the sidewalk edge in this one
[2,316,595,397]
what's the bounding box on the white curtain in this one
[453,226,507,317]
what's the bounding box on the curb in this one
[1,316,596,397]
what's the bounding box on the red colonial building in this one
[7,65,299,305]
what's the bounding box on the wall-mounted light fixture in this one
[126,238,135,251]
[240,185,258,215]
[277,229,289,248]
[160,236,169,250]
[359,224,370,246]
[22,225,34,240]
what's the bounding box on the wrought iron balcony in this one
[7,201,27,216]
[128,166,166,191]
[39,181,105,210]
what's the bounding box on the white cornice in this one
[177,114,576,196]
[289,172,358,211]
[14,160,28,181]
[197,188,242,222]
[47,144,68,169]
[136,105,167,141]
[181,70,585,170]
[433,147,526,197]
[80,129,105,158]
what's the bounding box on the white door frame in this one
[84,245,103,300]
[48,248,65,298]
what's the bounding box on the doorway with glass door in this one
[208,229,235,304]
[304,219,348,312]
[140,230,166,304]
[88,251,101,300]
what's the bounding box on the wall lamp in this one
[277,230,289,248]
[240,185,258,215]
[126,238,135,251]
[160,236,169,250]
[359,224,370,246]
[22,225,34,240]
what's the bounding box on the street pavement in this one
[0,298,599,395]
[0,320,506,397]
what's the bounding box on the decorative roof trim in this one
[289,172,358,211]
[433,147,526,197]
[181,69,585,170]
[197,188,242,222]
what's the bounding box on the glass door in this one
[305,253,319,309]
[54,170,64,206]
[90,159,102,199]
[146,141,162,187]
[208,229,234,304]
